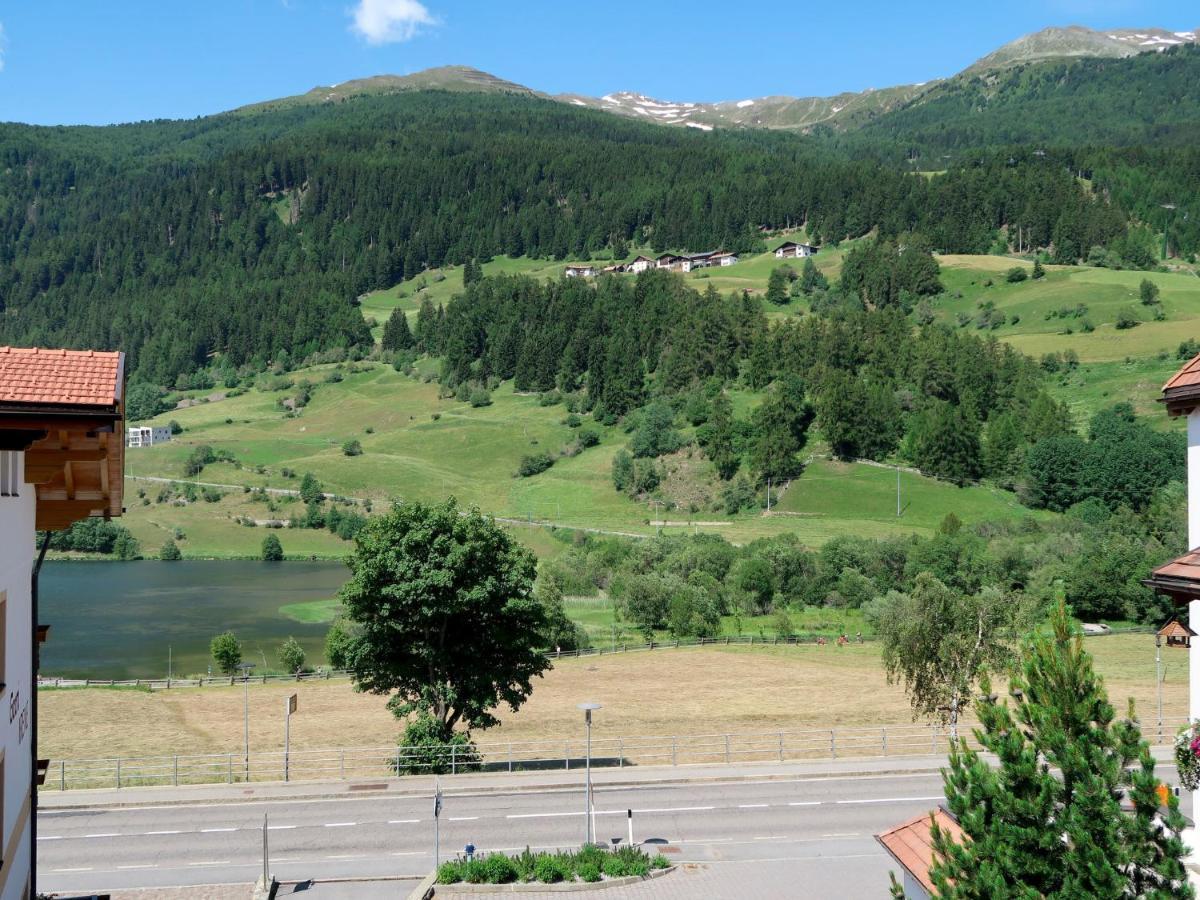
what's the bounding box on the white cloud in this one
[350,0,437,45]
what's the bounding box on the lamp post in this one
[578,702,602,846]
[238,662,256,780]
[1156,632,1163,738]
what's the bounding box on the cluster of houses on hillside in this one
[564,240,818,278]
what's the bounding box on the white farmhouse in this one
[627,256,654,274]
[775,241,819,259]
[0,345,125,899]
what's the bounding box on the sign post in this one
[434,778,443,871]
[284,693,298,782]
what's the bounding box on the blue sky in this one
[1,0,1197,125]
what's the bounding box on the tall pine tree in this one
[381,308,414,351]
[925,601,1192,899]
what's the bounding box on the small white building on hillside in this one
[775,241,819,259]
[628,256,654,274]
[126,425,171,448]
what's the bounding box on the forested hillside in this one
[0,83,1184,384]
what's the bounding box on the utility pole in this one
[896,465,901,517]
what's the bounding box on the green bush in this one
[481,854,518,884]
[533,854,567,883]
[436,861,464,884]
[462,858,489,884]
[391,714,481,775]
[518,453,555,477]
[1115,309,1140,330]
[1005,266,1028,283]
[578,863,602,882]
[651,854,670,870]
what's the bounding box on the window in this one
[0,452,17,497]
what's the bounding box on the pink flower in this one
[1191,736,1200,756]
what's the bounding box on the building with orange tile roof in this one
[877,808,962,899]
[0,345,124,898]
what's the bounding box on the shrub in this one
[261,534,284,561]
[1005,266,1028,283]
[469,388,493,408]
[564,413,582,428]
[1115,309,1140,330]
[391,714,481,775]
[159,539,182,561]
[518,453,554,477]
[342,439,363,456]
[533,855,567,883]
[577,429,600,448]
[462,859,489,884]
[168,420,183,435]
[481,854,518,884]
[278,636,305,673]
[578,863,602,882]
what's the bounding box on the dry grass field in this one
[39,633,1185,763]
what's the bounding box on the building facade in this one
[0,346,125,899]
[126,425,171,448]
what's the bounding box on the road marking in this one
[388,818,421,824]
[835,796,943,805]
[188,860,232,866]
[788,801,821,807]
[200,827,237,832]
[145,829,182,835]
[324,821,357,827]
[36,835,62,840]
[633,806,715,814]
[326,854,366,859]
[84,832,120,838]
[507,811,580,819]
[738,803,769,809]
[118,864,157,869]
[267,825,296,831]
[822,832,861,838]
[753,835,788,841]
[393,851,425,856]
[449,816,479,821]
[48,867,93,873]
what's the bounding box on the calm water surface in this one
[40,561,348,680]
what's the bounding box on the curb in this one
[431,867,675,895]
[37,761,954,811]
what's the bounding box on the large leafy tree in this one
[925,602,1192,898]
[337,499,549,736]
[870,573,1027,739]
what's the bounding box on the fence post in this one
[394,746,401,777]
[882,728,888,757]
[619,738,624,769]
[116,757,121,789]
[60,760,65,792]
[725,734,731,764]
[565,742,570,771]
[830,730,836,760]
[931,724,937,753]
[340,749,346,780]
[174,755,179,786]
[778,732,784,762]
[508,743,513,773]
[451,745,457,776]
[672,736,678,766]
[228,754,233,784]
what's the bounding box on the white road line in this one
[753,835,787,841]
[788,801,821,807]
[267,825,296,831]
[388,819,421,824]
[145,830,182,835]
[84,832,120,838]
[324,822,357,827]
[326,854,366,859]
[48,867,93,873]
[822,832,861,838]
[633,806,715,814]
[507,811,580,819]
[36,835,62,841]
[393,851,425,856]
[738,803,769,809]
[449,816,479,821]
[118,864,157,869]
[200,827,237,832]
[188,860,231,867]
[835,796,943,805]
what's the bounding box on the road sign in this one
[287,693,298,714]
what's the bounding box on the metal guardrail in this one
[44,717,1192,792]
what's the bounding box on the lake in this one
[39,561,349,680]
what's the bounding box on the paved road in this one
[39,769,953,897]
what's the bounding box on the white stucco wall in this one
[0,449,34,898]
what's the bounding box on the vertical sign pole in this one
[284,698,291,783]
[434,778,442,872]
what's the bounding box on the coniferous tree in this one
[381,308,415,351]
[927,602,1192,899]
[1032,258,1046,279]
[706,391,739,480]
[750,376,814,482]
[799,257,828,294]
[414,298,438,353]
[910,402,982,486]
[766,267,790,305]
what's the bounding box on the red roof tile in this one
[877,809,962,895]
[0,346,123,408]
[1164,353,1200,393]
[1150,549,1200,586]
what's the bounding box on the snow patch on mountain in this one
[736,99,755,108]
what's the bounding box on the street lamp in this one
[1156,632,1163,739]
[578,702,602,846]
[238,662,256,780]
